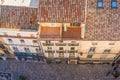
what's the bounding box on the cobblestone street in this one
[0,60,119,80]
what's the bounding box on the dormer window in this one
[111,0,117,8]
[97,0,103,8]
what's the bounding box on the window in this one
[80,52,83,56]
[36,48,40,53]
[97,0,103,8]
[71,41,76,43]
[33,40,37,44]
[47,47,52,50]
[71,47,75,50]
[8,39,13,43]
[46,40,50,44]
[3,50,10,54]
[88,47,96,54]
[20,39,25,44]
[103,49,111,54]
[12,47,19,52]
[111,0,117,8]
[24,48,30,53]
[59,47,63,50]
[70,53,75,57]
[87,54,93,58]
[59,53,64,57]
[59,40,63,43]
[48,53,54,58]
[0,44,5,49]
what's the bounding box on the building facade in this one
[0,0,120,64]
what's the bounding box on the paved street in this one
[0,60,119,80]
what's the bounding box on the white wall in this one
[78,41,120,59]
[1,37,40,53]
[0,29,38,37]
[2,37,38,46]
[41,40,80,58]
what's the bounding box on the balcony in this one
[68,50,78,53]
[43,43,54,46]
[55,43,67,46]
[68,43,79,46]
[56,50,66,53]
[45,50,55,53]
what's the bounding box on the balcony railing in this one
[59,54,64,58]
[68,43,79,46]
[69,55,75,58]
[68,50,78,53]
[43,43,54,46]
[56,50,66,53]
[45,50,55,53]
[55,43,66,46]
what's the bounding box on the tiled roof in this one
[84,0,120,40]
[37,0,85,22]
[0,6,37,29]
[0,0,120,40]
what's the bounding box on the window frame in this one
[8,39,13,43]
[33,40,38,44]
[12,47,19,52]
[71,47,75,50]
[97,0,103,8]
[20,39,25,44]
[88,47,96,54]
[24,48,30,53]
[103,49,111,54]
[111,0,117,9]
[36,48,40,53]
[59,47,63,50]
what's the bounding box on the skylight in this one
[111,1,117,8]
[97,1,103,8]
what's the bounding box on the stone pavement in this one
[0,60,119,80]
